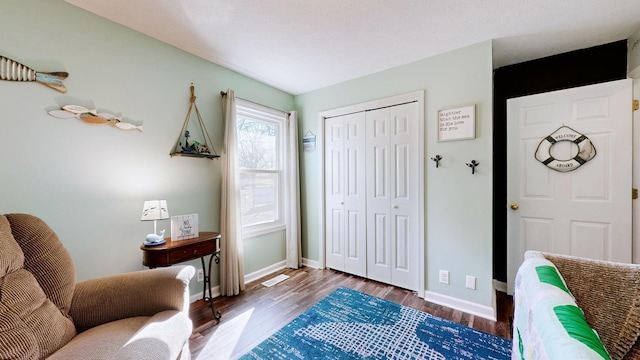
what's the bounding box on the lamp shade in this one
[141,200,170,221]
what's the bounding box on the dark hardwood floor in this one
[189,267,513,360]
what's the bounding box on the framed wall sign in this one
[171,214,199,241]
[438,104,475,141]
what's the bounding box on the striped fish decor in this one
[0,55,68,93]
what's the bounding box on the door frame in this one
[634,78,640,263]
[317,90,425,297]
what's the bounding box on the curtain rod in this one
[220,91,290,116]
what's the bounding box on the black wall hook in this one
[430,155,442,168]
[466,160,479,174]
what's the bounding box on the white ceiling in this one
[65,0,640,95]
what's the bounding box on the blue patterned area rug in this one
[240,287,511,359]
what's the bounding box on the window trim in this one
[235,99,286,238]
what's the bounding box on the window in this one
[235,100,285,236]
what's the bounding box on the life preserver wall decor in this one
[534,125,596,172]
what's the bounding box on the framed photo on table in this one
[171,214,199,241]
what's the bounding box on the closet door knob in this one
[393,205,399,209]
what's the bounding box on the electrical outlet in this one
[197,269,204,282]
[466,275,476,290]
[439,270,449,285]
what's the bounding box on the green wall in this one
[295,41,495,309]
[244,230,287,275]
[0,0,293,297]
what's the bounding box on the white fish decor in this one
[0,55,68,93]
[145,229,166,246]
[48,104,143,132]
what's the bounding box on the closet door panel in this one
[394,144,409,198]
[366,108,392,284]
[325,117,345,271]
[368,212,389,283]
[343,113,367,277]
[395,215,409,270]
[389,103,419,291]
[329,209,343,253]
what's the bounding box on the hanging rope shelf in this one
[170,84,220,159]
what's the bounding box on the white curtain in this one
[220,89,245,296]
[285,111,302,269]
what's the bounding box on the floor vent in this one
[261,274,290,287]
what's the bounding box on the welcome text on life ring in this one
[534,126,596,172]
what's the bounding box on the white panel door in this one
[507,79,633,293]
[366,108,391,283]
[325,116,345,272]
[343,113,367,276]
[366,102,419,290]
[388,102,420,291]
[324,113,367,277]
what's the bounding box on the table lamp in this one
[141,200,170,245]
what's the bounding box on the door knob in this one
[393,205,399,209]
[510,203,519,210]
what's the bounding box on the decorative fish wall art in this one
[1,55,68,93]
[48,104,143,132]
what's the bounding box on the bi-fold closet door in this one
[325,102,419,291]
[325,112,367,277]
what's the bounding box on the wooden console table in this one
[140,231,222,320]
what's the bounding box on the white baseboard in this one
[244,260,287,285]
[190,260,287,302]
[190,285,220,303]
[189,259,324,303]
[424,290,496,321]
[302,257,321,269]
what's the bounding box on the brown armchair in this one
[0,213,194,360]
